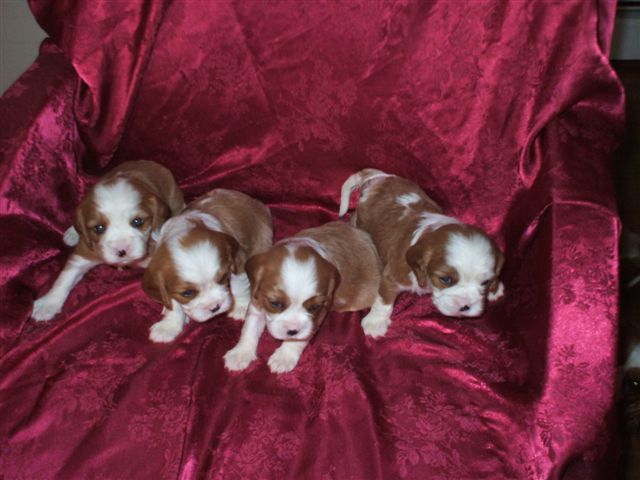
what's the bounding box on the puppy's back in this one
[294,222,381,312]
[190,189,273,261]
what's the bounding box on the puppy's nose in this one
[117,249,127,258]
[459,305,470,312]
[210,305,220,314]
[286,329,299,337]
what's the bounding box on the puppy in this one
[224,222,382,373]
[339,168,504,337]
[142,189,273,343]
[31,160,184,321]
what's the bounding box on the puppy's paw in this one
[32,295,63,321]
[488,281,505,302]
[228,302,249,321]
[63,226,79,247]
[149,320,182,343]
[224,346,256,371]
[361,310,391,338]
[268,346,301,373]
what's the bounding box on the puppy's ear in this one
[405,238,433,289]
[245,252,266,299]
[317,257,341,307]
[219,233,240,274]
[74,200,94,249]
[494,250,505,276]
[147,194,172,232]
[142,263,173,309]
[489,249,505,295]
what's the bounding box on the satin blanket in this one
[0,1,624,478]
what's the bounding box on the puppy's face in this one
[406,225,504,318]
[76,178,170,265]
[246,245,340,341]
[142,223,238,322]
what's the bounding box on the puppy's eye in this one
[131,217,144,228]
[94,224,106,234]
[270,300,284,310]
[218,273,229,284]
[180,290,195,299]
[481,279,492,287]
[439,276,453,286]
[307,303,322,313]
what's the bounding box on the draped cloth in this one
[0,1,624,478]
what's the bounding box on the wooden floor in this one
[613,59,640,479]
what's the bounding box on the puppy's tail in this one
[63,226,79,247]
[338,168,391,217]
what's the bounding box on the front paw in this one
[228,302,249,321]
[224,346,256,371]
[488,281,505,302]
[149,320,182,343]
[361,310,391,338]
[267,346,301,373]
[32,295,64,321]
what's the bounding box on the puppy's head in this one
[142,221,238,322]
[406,224,504,318]
[246,244,340,341]
[75,177,171,265]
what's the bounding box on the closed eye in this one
[218,273,229,285]
[481,279,492,287]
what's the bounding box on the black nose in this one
[117,250,127,258]
[459,305,470,312]
[210,305,220,314]
[286,329,299,336]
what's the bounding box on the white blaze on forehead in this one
[397,192,422,208]
[170,240,221,285]
[445,232,495,282]
[411,213,460,246]
[281,251,318,303]
[94,179,141,220]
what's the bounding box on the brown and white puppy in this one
[224,222,382,373]
[31,160,184,321]
[142,189,273,343]
[339,168,504,337]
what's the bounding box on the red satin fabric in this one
[0,1,624,478]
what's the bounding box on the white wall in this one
[0,0,46,94]
[612,6,640,60]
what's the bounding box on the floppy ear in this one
[74,202,93,249]
[327,263,341,309]
[219,233,240,274]
[245,253,266,299]
[147,194,172,231]
[489,250,505,295]
[495,250,505,275]
[405,238,433,289]
[142,264,173,309]
[318,257,341,307]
